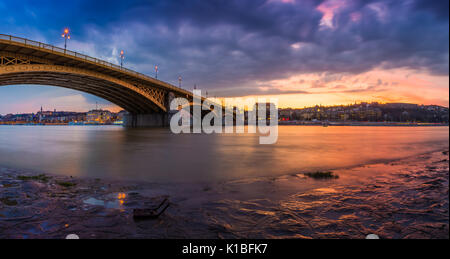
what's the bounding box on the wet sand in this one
[0,150,448,239]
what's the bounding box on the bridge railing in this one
[0,34,191,95]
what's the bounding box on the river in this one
[0,125,448,183]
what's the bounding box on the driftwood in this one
[133,198,170,219]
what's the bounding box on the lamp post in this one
[178,76,182,88]
[155,65,158,79]
[61,28,71,51]
[120,50,125,68]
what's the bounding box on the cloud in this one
[0,0,448,106]
[212,86,311,97]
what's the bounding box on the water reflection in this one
[0,125,448,183]
[117,193,126,206]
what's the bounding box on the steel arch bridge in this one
[0,34,196,126]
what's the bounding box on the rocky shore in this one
[0,150,448,239]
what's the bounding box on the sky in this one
[0,0,448,114]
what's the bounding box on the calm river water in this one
[0,125,448,183]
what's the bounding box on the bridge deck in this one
[0,34,192,97]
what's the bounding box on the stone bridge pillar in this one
[123,91,175,128]
[123,113,169,127]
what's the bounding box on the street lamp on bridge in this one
[178,76,182,88]
[155,65,158,79]
[61,28,70,51]
[120,50,125,68]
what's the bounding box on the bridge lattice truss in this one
[0,53,33,65]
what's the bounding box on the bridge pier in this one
[123,113,170,128]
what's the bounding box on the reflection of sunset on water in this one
[0,126,447,182]
[118,193,126,205]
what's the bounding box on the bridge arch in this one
[0,64,166,114]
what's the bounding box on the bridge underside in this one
[0,72,163,114]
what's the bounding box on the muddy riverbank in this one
[0,150,448,239]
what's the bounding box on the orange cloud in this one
[220,67,449,108]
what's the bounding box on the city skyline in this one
[0,96,449,115]
[0,0,448,113]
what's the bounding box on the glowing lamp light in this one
[62,28,71,50]
[119,50,125,68]
[62,28,70,37]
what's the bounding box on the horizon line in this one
[1,101,448,116]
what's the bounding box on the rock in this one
[65,234,80,239]
[366,234,380,239]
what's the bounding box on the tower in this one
[39,106,43,122]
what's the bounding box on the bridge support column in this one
[123,113,169,128]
